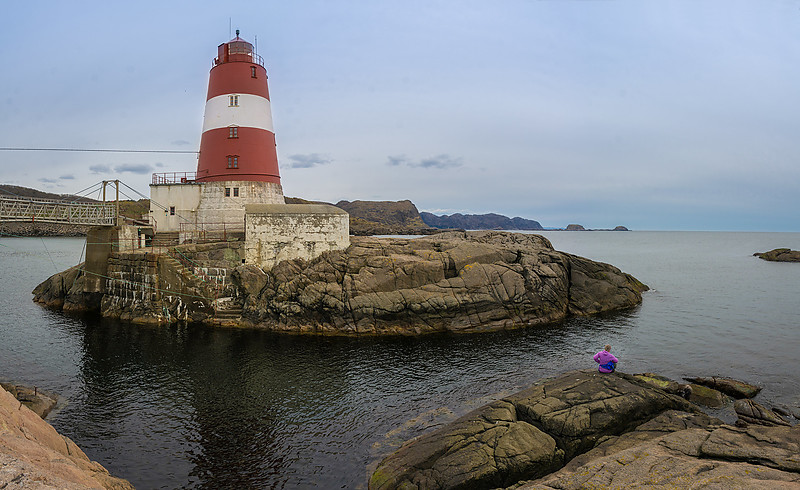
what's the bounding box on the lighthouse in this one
[191,30,285,227]
[149,32,347,264]
[197,31,282,188]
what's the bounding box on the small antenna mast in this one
[255,35,258,57]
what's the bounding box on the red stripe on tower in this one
[196,32,280,184]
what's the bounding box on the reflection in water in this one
[54,315,629,489]
[3,233,799,488]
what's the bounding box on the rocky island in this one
[370,370,800,489]
[754,248,800,263]
[33,231,647,335]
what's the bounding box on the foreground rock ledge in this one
[0,384,133,489]
[369,370,800,490]
[34,231,648,335]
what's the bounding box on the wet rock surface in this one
[735,399,792,427]
[0,383,57,419]
[684,376,762,399]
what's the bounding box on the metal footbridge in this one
[0,196,117,226]
[0,180,124,226]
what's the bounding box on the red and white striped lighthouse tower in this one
[196,31,284,205]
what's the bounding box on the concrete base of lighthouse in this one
[194,180,284,227]
[149,180,284,235]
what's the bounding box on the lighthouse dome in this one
[215,32,262,67]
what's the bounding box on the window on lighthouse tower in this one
[228,126,238,138]
[229,95,239,107]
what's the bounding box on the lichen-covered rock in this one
[540,410,723,481]
[688,383,729,408]
[684,376,762,399]
[245,231,647,335]
[633,372,692,397]
[522,426,800,489]
[369,370,694,490]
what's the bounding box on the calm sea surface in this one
[1,232,798,489]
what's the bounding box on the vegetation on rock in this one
[754,248,800,262]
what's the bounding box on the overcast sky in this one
[1,1,798,231]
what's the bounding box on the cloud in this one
[287,153,332,168]
[38,178,58,184]
[89,164,111,174]
[59,174,75,180]
[114,163,154,174]
[171,140,192,146]
[155,162,165,168]
[387,155,408,166]
[386,154,463,169]
[418,154,462,169]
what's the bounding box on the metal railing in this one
[179,222,244,244]
[0,196,116,226]
[151,170,208,185]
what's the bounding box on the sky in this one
[1,0,798,231]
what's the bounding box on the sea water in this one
[1,232,798,489]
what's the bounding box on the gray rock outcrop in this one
[369,370,699,489]
[735,399,792,427]
[522,424,800,489]
[370,369,800,490]
[241,231,648,334]
[34,231,648,335]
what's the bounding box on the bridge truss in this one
[0,196,116,226]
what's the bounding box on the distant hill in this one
[0,184,95,202]
[420,212,543,231]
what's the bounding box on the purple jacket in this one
[593,350,619,373]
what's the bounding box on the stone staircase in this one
[151,231,179,248]
[213,297,243,322]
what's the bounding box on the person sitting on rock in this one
[594,344,618,373]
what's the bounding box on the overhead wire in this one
[0,147,197,154]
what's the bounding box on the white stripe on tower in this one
[201,94,274,133]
